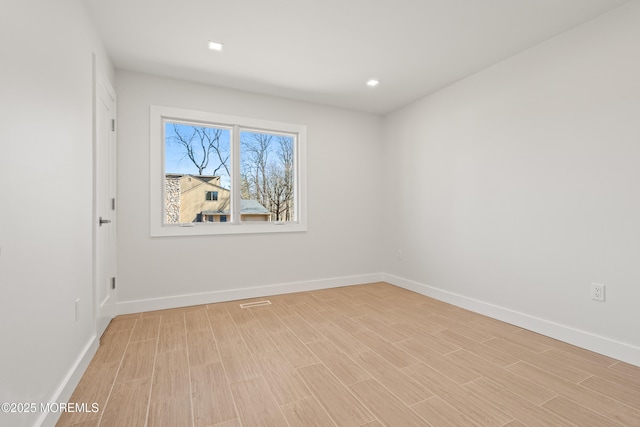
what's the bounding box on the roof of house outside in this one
[167,173,228,193]
[166,173,220,180]
[240,199,271,214]
[202,199,270,215]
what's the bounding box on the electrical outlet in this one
[396,249,404,260]
[591,284,605,302]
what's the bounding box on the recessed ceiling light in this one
[208,41,223,51]
[366,79,380,87]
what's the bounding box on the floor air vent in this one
[239,300,272,308]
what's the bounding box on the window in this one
[150,106,307,236]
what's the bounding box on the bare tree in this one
[240,133,295,221]
[275,136,294,221]
[241,132,272,207]
[169,124,229,176]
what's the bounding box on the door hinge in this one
[111,198,116,211]
[111,119,115,132]
[111,277,116,290]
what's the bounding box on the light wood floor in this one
[57,282,640,427]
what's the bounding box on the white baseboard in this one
[384,273,640,367]
[37,336,99,427]
[116,273,385,315]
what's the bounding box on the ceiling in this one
[85,0,628,115]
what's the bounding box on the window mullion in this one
[231,125,241,223]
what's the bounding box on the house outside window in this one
[206,191,218,201]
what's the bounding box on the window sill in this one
[150,221,307,237]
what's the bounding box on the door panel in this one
[95,72,117,338]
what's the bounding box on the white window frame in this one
[150,105,307,237]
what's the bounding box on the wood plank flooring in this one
[57,282,640,426]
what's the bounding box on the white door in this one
[95,70,117,338]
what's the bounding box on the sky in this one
[164,121,295,191]
[165,122,231,188]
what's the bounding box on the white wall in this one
[0,1,114,426]
[116,71,384,312]
[2,5,638,425]
[383,1,640,364]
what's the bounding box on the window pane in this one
[164,121,231,224]
[240,130,295,222]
